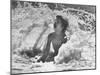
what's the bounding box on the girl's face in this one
[54,19,63,34]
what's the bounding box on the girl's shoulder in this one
[48,32,55,41]
[48,32,55,38]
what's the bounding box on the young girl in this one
[37,15,69,62]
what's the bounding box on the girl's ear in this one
[62,27,65,32]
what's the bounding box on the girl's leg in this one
[37,50,50,62]
[45,52,54,62]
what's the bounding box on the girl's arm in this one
[37,34,52,62]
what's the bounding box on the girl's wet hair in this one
[54,15,69,32]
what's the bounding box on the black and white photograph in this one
[11,0,96,74]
